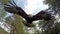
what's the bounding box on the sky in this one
[15,0,49,15]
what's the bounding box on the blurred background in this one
[0,0,60,34]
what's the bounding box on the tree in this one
[0,0,11,34]
[44,0,60,15]
[0,0,7,21]
[5,14,29,34]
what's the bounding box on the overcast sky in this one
[16,0,49,15]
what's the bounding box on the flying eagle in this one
[4,0,52,27]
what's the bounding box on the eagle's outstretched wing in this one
[4,0,29,20]
[4,1,33,27]
[32,11,52,21]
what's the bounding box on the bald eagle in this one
[4,0,52,27]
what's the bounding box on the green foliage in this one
[43,22,60,34]
[44,0,60,15]
[12,14,27,34]
[1,0,12,4]
[0,28,9,34]
[5,14,28,34]
[0,0,11,34]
